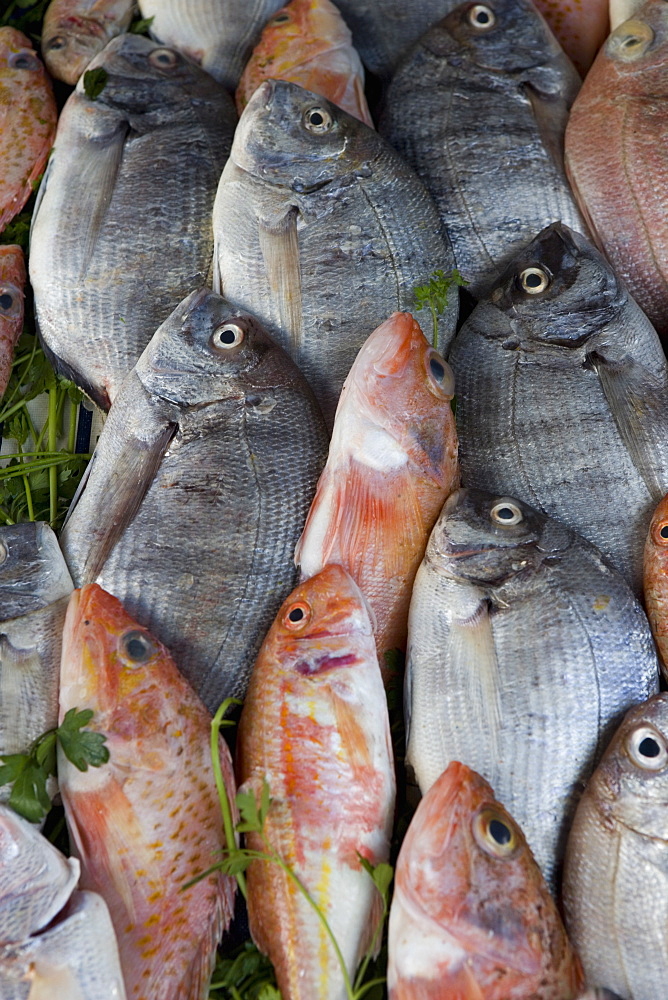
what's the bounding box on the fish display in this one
[644,494,668,677]
[565,0,668,337]
[296,312,459,666]
[138,0,285,90]
[0,247,26,399]
[58,584,237,1000]
[213,79,457,428]
[237,564,395,1000]
[29,32,237,411]
[379,0,586,298]
[0,28,57,235]
[60,288,329,711]
[41,0,135,84]
[236,0,373,126]
[533,0,609,74]
[387,762,584,999]
[447,222,668,594]
[563,693,668,1000]
[404,488,659,886]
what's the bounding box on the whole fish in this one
[41,0,135,84]
[29,32,237,411]
[0,523,73,806]
[563,692,668,1000]
[533,0,609,75]
[405,488,659,887]
[388,762,584,999]
[236,0,373,126]
[0,29,56,235]
[237,564,395,1000]
[644,494,668,677]
[565,1,668,338]
[138,0,285,90]
[58,584,237,1000]
[213,79,457,428]
[0,891,127,1000]
[378,0,587,299]
[296,312,459,666]
[0,247,26,399]
[447,222,668,594]
[60,288,329,711]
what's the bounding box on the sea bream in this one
[41,0,135,84]
[60,288,329,711]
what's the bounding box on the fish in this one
[387,761,584,999]
[0,890,127,1000]
[447,222,668,595]
[213,79,458,429]
[60,288,329,711]
[295,312,459,668]
[404,487,659,888]
[563,692,668,1000]
[378,0,587,299]
[29,33,237,411]
[237,564,395,1000]
[236,0,373,126]
[644,494,668,679]
[610,0,644,28]
[565,1,668,339]
[533,0,609,75]
[0,246,26,399]
[0,29,57,236]
[137,0,285,91]
[58,583,237,1000]
[41,0,135,84]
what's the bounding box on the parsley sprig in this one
[414,267,468,347]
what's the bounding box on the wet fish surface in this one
[60,289,329,711]
[644,493,668,678]
[29,33,237,411]
[379,0,587,299]
[533,0,609,75]
[447,223,668,594]
[610,0,645,28]
[405,488,659,888]
[213,79,457,428]
[388,761,584,999]
[0,247,26,399]
[41,0,135,84]
[563,692,668,1000]
[58,584,237,1000]
[238,564,395,1000]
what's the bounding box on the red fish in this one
[533,0,609,74]
[58,585,236,1000]
[644,493,668,679]
[0,246,26,399]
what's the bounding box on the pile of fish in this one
[3,0,668,997]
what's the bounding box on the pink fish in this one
[0,245,26,399]
[533,0,609,75]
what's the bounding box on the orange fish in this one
[0,29,57,234]
[237,564,395,1000]
[58,584,237,1000]
[644,493,668,678]
[388,761,584,1000]
[295,312,459,669]
[41,0,135,84]
[533,0,609,75]
[236,0,373,126]
[0,245,26,399]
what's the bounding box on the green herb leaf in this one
[9,761,51,823]
[0,755,28,787]
[220,853,254,876]
[414,267,469,347]
[83,67,108,101]
[357,855,394,902]
[57,708,109,771]
[130,15,154,34]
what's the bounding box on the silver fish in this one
[563,693,668,1000]
[29,33,237,411]
[60,288,329,712]
[212,79,458,429]
[379,0,587,298]
[447,223,668,595]
[405,488,659,889]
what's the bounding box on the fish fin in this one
[173,893,225,1000]
[26,965,86,1000]
[74,119,129,281]
[449,599,501,761]
[356,874,385,961]
[258,208,302,354]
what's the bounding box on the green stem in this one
[0,456,89,481]
[0,338,37,420]
[430,301,438,349]
[355,978,387,999]
[22,475,34,521]
[67,399,78,453]
[210,699,246,899]
[0,508,14,525]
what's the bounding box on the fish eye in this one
[211,322,245,350]
[0,292,14,311]
[473,808,518,857]
[627,724,668,770]
[652,520,668,546]
[46,36,66,51]
[121,629,157,664]
[490,499,523,526]
[426,351,455,399]
[303,106,333,134]
[283,601,311,630]
[149,48,179,69]
[468,4,496,30]
[607,20,654,62]
[269,11,291,24]
[519,266,550,295]
[9,51,40,70]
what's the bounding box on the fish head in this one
[602,3,668,83]
[587,693,668,840]
[136,288,294,407]
[232,79,374,192]
[0,27,49,87]
[487,223,625,348]
[425,488,570,587]
[0,522,73,619]
[0,245,26,326]
[646,493,668,569]
[41,18,110,86]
